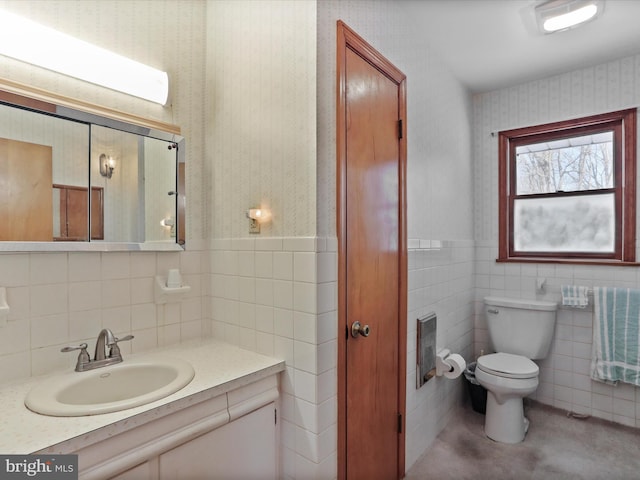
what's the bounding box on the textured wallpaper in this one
[206,0,317,239]
[0,104,88,186]
[473,54,640,244]
[316,0,474,240]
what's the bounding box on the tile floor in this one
[406,400,640,479]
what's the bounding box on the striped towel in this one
[561,285,589,308]
[592,287,640,386]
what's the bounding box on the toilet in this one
[475,296,557,444]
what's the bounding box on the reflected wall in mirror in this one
[91,126,178,244]
[0,80,185,251]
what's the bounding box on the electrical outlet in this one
[249,219,260,234]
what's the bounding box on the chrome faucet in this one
[94,328,117,361]
[62,328,134,372]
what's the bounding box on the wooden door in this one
[337,22,407,480]
[0,138,53,241]
[55,185,103,241]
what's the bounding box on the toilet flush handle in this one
[487,308,499,315]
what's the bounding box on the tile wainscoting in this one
[405,238,474,469]
[209,236,337,479]
[475,241,640,429]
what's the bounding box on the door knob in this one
[351,321,370,338]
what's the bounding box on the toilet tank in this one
[484,296,557,359]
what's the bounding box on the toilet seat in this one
[477,353,538,379]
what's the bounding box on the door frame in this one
[336,20,408,480]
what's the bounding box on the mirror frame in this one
[0,77,185,252]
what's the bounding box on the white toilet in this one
[475,296,557,444]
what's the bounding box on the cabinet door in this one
[159,403,276,480]
[109,460,158,480]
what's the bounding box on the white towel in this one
[561,285,589,308]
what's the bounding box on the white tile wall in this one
[0,243,209,383]
[405,239,475,467]
[210,236,337,480]
[473,53,640,429]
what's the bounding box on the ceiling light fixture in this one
[535,0,603,34]
[0,9,169,104]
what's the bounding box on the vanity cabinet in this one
[159,403,275,479]
[109,462,156,480]
[75,375,279,480]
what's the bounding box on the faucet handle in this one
[61,342,89,353]
[109,334,134,359]
[61,343,90,372]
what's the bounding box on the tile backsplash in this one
[0,240,208,383]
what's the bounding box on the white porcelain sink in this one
[25,355,195,417]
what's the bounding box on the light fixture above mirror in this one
[0,8,169,105]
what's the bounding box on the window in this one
[498,109,637,264]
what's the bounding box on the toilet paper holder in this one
[436,348,466,378]
[436,348,453,376]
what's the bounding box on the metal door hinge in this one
[275,408,278,424]
[398,119,403,139]
[398,413,403,433]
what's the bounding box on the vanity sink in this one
[25,355,195,416]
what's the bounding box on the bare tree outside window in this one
[516,134,613,195]
[498,109,637,263]
[513,134,615,252]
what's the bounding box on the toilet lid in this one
[477,353,539,379]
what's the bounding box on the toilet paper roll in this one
[443,353,466,379]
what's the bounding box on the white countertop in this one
[0,339,285,454]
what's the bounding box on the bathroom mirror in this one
[0,80,185,251]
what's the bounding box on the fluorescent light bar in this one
[543,4,598,31]
[0,9,169,105]
[536,0,603,34]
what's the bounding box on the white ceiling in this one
[412,0,640,93]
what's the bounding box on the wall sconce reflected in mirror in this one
[99,153,116,179]
[161,217,175,237]
[246,208,271,234]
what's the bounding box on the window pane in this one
[514,194,614,252]
[516,132,613,195]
